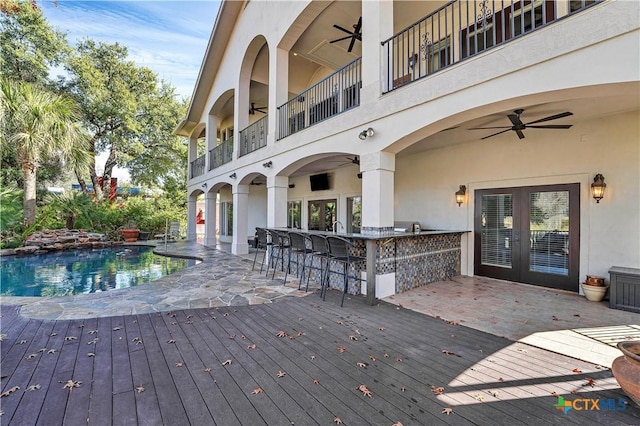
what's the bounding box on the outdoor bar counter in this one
[275,228,468,305]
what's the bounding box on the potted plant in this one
[580,275,609,302]
[121,220,140,242]
[612,341,640,407]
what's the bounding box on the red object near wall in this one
[98,177,118,200]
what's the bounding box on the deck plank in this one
[87,315,113,426]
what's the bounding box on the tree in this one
[0,0,68,85]
[0,78,91,225]
[58,40,187,200]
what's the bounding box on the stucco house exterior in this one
[176,0,639,298]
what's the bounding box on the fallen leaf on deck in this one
[18,340,27,345]
[572,368,582,373]
[338,346,346,353]
[87,338,99,345]
[288,335,295,340]
[570,390,579,395]
[38,348,47,353]
[441,350,460,357]
[247,344,257,349]
[26,353,37,359]
[251,388,263,394]
[78,324,85,328]
[310,355,316,360]
[551,391,560,397]
[276,371,286,378]
[276,331,287,337]
[356,362,367,367]
[313,379,320,384]
[1,386,19,397]
[378,327,385,331]
[87,352,95,357]
[392,422,403,426]
[185,321,193,325]
[400,386,405,393]
[573,314,580,317]
[167,339,176,344]
[498,377,504,382]
[241,335,247,340]
[47,349,57,354]
[297,331,303,336]
[136,386,145,393]
[167,312,176,318]
[552,316,559,321]
[585,378,596,387]
[186,315,193,319]
[64,336,77,341]
[337,321,344,325]
[474,394,484,401]
[349,335,358,341]
[358,384,372,398]
[222,359,232,366]
[445,320,459,326]
[63,380,81,392]
[395,357,403,362]
[517,348,527,353]
[50,332,57,336]
[369,356,376,362]
[489,390,500,397]
[0,334,6,342]
[112,327,122,331]
[204,367,212,372]
[175,362,184,367]
[228,334,236,339]
[383,353,390,358]
[333,416,342,424]
[431,386,444,395]
[88,330,98,334]
[441,407,453,415]
[171,322,177,325]
[26,384,41,391]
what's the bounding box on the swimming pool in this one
[0,246,198,297]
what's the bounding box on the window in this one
[346,196,361,234]
[308,199,337,231]
[220,202,233,236]
[287,201,301,229]
[423,36,451,74]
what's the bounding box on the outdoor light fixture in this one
[591,173,606,203]
[229,172,236,179]
[408,53,418,71]
[455,185,466,206]
[358,127,375,140]
[201,182,207,188]
[263,161,273,168]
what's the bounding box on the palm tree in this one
[0,78,91,225]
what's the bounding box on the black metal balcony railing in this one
[382,0,602,93]
[277,57,361,140]
[239,115,268,157]
[190,154,205,178]
[209,137,234,170]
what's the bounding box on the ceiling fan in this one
[326,155,360,168]
[468,109,573,140]
[330,17,362,53]
[249,102,267,115]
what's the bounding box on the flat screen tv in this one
[310,173,330,191]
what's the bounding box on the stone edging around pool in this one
[1,241,311,320]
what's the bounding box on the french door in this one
[308,199,337,231]
[474,184,580,291]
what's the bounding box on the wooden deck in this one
[1,291,638,425]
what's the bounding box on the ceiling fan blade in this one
[468,126,512,130]
[333,24,354,35]
[348,35,356,52]
[508,114,524,126]
[526,111,573,125]
[330,35,353,43]
[481,129,512,140]
[353,17,362,33]
[526,124,573,129]
[515,129,525,139]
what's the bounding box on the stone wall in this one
[6,229,115,256]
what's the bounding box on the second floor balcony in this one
[209,137,234,170]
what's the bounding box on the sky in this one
[40,0,221,99]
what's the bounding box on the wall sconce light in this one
[288,184,295,189]
[408,52,418,71]
[358,127,375,140]
[591,173,606,203]
[263,160,272,168]
[229,172,236,179]
[201,182,207,188]
[455,185,466,206]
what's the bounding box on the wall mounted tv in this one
[310,173,330,191]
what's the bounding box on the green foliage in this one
[0,0,68,85]
[0,185,22,230]
[45,191,93,229]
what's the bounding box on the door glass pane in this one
[324,202,336,232]
[481,194,513,268]
[308,202,321,230]
[347,196,362,233]
[287,201,301,229]
[529,191,569,275]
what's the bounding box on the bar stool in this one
[305,234,329,294]
[325,236,366,307]
[284,231,313,285]
[269,229,291,280]
[252,228,272,273]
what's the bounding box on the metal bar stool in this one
[252,228,272,273]
[269,229,291,280]
[305,234,329,294]
[325,236,366,307]
[284,231,313,285]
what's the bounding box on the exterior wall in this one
[395,110,640,281]
[248,185,267,237]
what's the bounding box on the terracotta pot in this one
[612,341,640,407]
[122,229,139,242]
[586,275,606,286]
[580,282,608,302]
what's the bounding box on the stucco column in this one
[232,184,250,255]
[235,68,250,158]
[268,47,289,145]
[361,0,394,98]
[360,151,395,234]
[204,190,218,247]
[205,114,219,171]
[187,135,197,179]
[266,175,288,228]
[187,196,197,241]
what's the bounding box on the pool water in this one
[0,246,198,297]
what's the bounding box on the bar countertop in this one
[271,228,469,240]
